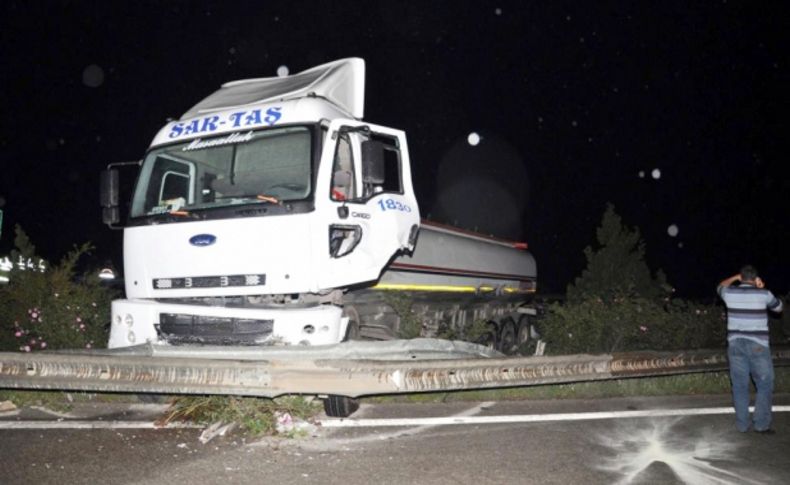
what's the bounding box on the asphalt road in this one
[1,394,789,484]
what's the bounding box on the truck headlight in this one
[329,225,362,258]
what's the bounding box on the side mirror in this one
[100,169,120,225]
[361,140,385,185]
[102,207,120,225]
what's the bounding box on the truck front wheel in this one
[323,395,360,417]
[342,306,361,341]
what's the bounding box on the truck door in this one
[315,119,421,290]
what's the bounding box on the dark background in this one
[0,0,787,298]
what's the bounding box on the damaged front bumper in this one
[108,299,348,348]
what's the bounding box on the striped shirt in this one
[718,283,783,346]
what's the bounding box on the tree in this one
[567,204,668,303]
[542,205,724,355]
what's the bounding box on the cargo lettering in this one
[169,107,282,139]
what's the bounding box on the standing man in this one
[718,265,783,433]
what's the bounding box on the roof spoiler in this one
[181,58,366,120]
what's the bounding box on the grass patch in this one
[367,366,790,404]
[0,389,134,412]
[160,395,321,436]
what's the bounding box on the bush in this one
[542,205,727,355]
[0,226,116,352]
[542,297,726,354]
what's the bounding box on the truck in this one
[100,58,538,415]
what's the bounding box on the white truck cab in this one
[101,59,420,348]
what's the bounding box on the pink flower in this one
[30,312,38,319]
[79,324,86,330]
[14,331,22,338]
[23,345,31,352]
[76,317,82,323]
[29,339,37,345]
[85,343,92,349]
[40,342,47,349]
[639,326,648,332]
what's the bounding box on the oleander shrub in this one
[0,225,116,351]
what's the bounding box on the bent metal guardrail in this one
[0,346,788,398]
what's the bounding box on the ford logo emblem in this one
[189,234,216,247]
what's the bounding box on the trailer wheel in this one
[516,315,531,347]
[498,318,517,355]
[323,395,360,417]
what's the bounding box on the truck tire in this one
[323,395,360,417]
[136,393,168,404]
[343,306,361,341]
[516,315,532,347]
[497,318,517,355]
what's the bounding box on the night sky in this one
[1,1,787,298]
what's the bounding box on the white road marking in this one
[2,405,788,431]
[340,400,496,441]
[0,421,203,430]
[319,405,790,428]
[290,401,498,451]
[29,405,77,419]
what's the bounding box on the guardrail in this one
[1,344,788,398]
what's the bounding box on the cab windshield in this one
[130,126,312,217]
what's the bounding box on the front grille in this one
[153,274,266,290]
[157,313,274,345]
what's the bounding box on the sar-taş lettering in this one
[168,106,282,138]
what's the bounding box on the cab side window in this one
[331,133,356,201]
[377,134,402,194]
[331,128,402,201]
[359,133,402,199]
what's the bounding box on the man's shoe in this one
[754,429,776,435]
